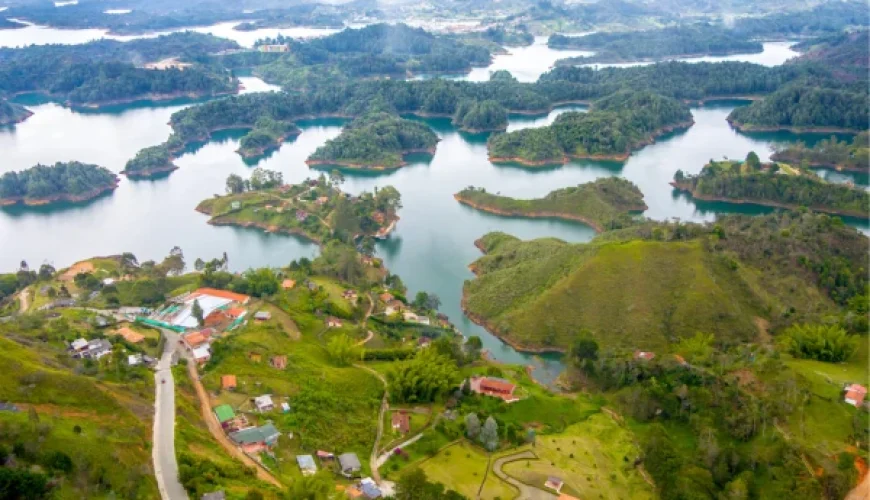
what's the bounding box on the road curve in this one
[153,330,189,500]
[492,451,557,500]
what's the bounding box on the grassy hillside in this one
[455,177,646,232]
[464,212,866,351]
[0,312,159,498]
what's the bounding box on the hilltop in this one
[463,212,868,352]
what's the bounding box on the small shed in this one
[338,452,362,478]
[544,477,564,493]
[254,395,275,412]
[296,454,317,475]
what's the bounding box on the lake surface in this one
[0,29,861,383]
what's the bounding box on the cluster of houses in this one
[68,337,113,360]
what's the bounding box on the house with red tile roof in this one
[221,375,237,390]
[844,384,867,407]
[391,411,411,434]
[469,376,519,403]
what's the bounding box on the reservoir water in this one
[0,31,860,383]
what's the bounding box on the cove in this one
[3,95,867,385]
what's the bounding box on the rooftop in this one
[214,404,235,423]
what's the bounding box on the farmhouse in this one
[385,300,405,316]
[229,423,280,453]
[391,411,411,434]
[327,317,343,328]
[338,452,362,478]
[403,311,431,325]
[469,376,519,403]
[844,384,867,407]
[282,279,296,289]
[254,395,275,412]
[221,375,237,390]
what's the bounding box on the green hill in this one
[463,212,867,351]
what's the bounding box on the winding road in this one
[492,451,557,500]
[152,329,188,500]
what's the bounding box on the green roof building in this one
[214,404,236,424]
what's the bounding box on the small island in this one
[122,144,178,178]
[197,169,403,244]
[0,99,32,126]
[771,132,869,172]
[306,113,439,170]
[487,90,693,165]
[236,117,301,159]
[671,152,870,218]
[549,26,763,65]
[452,99,508,133]
[455,178,647,232]
[0,161,119,206]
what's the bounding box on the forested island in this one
[307,113,438,169]
[0,33,240,107]
[463,211,868,352]
[727,82,869,132]
[771,132,869,172]
[0,162,119,206]
[0,99,31,125]
[122,145,178,179]
[197,170,402,244]
[672,153,870,217]
[455,178,646,232]
[550,26,763,64]
[487,90,693,165]
[236,117,300,159]
[452,99,508,133]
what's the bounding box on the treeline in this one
[791,30,869,72]
[308,112,438,168]
[771,132,869,171]
[123,144,177,178]
[727,82,869,131]
[452,99,508,132]
[0,162,118,203]
[550,25,763,64]
[254,23,492,88]
[673,155,870,217]
[488,90,692,163]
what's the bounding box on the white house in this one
[192,345,211,364]
[254,395,275,412]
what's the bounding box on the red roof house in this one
[391,411,411,434]
[844,384,867,407]
[469,376,519,402]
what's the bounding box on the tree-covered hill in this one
[0,161,119,205]
[673,153,870,217]
[463,212,868,351]
[771,132,869,172]
[550,25,763,64]
[308,113,438,169]
[122,144,178,178]
[237,117,300,159]
[0,98,31,125]
[455,178,646,231]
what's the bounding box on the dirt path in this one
[357,330,374,346]
[491,451,557,500]
[356,364,388,484]
[184,361,281,487]
[846,471,870,500]
[17,287,29,313]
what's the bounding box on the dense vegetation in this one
[237,117,299,158]
[791,30,870,73]
[456,178,646,231]
[771,132,869,172]
[488,90,692,163]
[122,144,177,178]
[730,0,868,38]
[550,25,763,64]
[452,99,508,132]
[780,323,857,363]
[0,162,118,205]
[727,82,869,131]
[254,24,492,88]
[0,98,30,125]
[308,113,438,169]
[463,212,868,351]
[674,154,870,216]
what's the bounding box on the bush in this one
[780,324,857,362]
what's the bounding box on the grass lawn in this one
[381,430,454,480]
[310,277,356,317]
[418,441,516,500]
[502,413,654,499]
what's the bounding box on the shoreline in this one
[235,130,301,159]
[670,181,868,219]
[122,163,179,179]
[455,194,617,232]
[306,146,437,170]
[0,179,119,207]
[0,108,34,126]
[68,88,238,110]
[769,153,867,173]
[726,118,861,135]
[460,292,567,355]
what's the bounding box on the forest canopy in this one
[0,162,118,204]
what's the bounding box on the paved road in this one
[153,329,188,500]
[492,451,557,500]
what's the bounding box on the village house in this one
[358,478,382,499]
[214,404,236,427]
[271,355,287,370]
[70,338,113,360]
[254,395,275,412]
[403,311,431,325]
[316,450,334,462]
[634,350,655,361]
[254,311,272,321]
[282,279,296,289]
[192,345,211,364]
[296,455,317,475]
[338,453,362,478]
[544,477,564,493]
[229,423,280,453]
[379,292,393,302]
[182,328,213,350]
[385,300,405,316]
[844,384,867,407]
[327,317,343,328]
[342,289,358,302]
[469,376,519,403]
[391,411,411,434]
[295,210,308,222]
[221,375,237,391]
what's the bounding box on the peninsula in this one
[671,153,870,218]
[236,117,300,159]
[771,132,869,172]
[487,90,693,165]
[306,113,438,170]
[0,99,32,125]
[122,144,178,178]
[197,170,402,244]
[455,178,646,232]
[0,161,119,206]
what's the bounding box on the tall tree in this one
[465,412,481,439]
[479,416,499,451]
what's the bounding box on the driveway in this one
[492,451,557,500]
[153,329,188,500]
